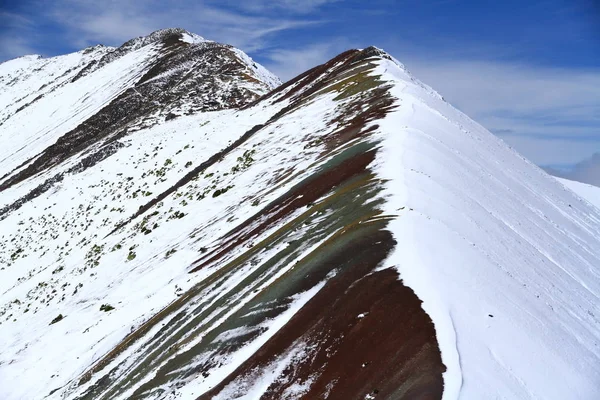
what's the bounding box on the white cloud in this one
[403,59,600,121]
[0,11,34,29]
[0,11,39,60]
[264,41,351,81]
[0,35,38,60]
[2,0,326,58]
[207,0,340,14]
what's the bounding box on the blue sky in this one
[1,0,599,176]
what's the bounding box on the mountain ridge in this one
[1,29,599,400]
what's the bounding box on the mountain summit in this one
[1,30,599,400]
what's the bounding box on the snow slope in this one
[0,38,599,400]
[0,28,278,191]
[373,57,600,399]
[556,177,600,211]
[0,44,149,175]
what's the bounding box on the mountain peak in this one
[118,27,206,51]
[360,45,392,59]
[141,27,205,44]
[0,29,279,194]
[355,46,405,69]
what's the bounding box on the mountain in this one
[1,29,599,400]
[544,153,600,187]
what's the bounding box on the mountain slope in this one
[555,177,600,211]
[1,33,599,400]
[0,28,278,207]
[375,60,600,399]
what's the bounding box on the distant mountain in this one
[1,29,599,400]
[544,153,600,187]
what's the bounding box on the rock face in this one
[1,30,600,400]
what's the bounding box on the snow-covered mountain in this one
[1,30,599,400]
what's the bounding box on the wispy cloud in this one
[0,36,38,61]
[0,11,34,29]
[0,11,38,60]
[404,60,600,122]
[205,0,340,14]
[264,40,351,81]
[1,0,331,58]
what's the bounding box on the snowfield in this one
[556,177,600,211]
[0,44,155,176]
[0,33,599,400]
